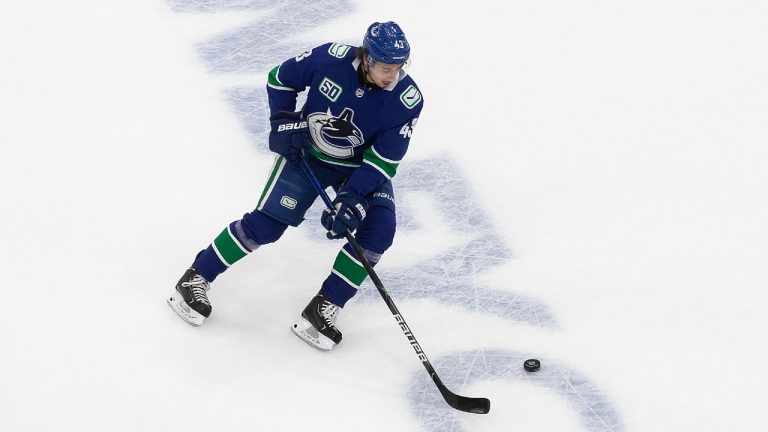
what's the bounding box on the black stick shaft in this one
[299,159,490,414]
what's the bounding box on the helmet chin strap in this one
[358,56,384,89]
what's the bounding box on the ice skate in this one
[168,267,212,326]
[291,293,342,351]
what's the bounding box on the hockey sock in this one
[194,223,255,282]
[321,243,381,307]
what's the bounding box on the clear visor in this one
[366,56,409,71]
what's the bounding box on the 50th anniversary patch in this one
[320,77,342,102]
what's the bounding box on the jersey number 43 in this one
[399,117,418,138]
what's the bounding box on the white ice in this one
[2,1,767,431]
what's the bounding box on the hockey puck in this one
[523,359,541,372]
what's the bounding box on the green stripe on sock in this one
[332,249,368,287]
[213,227,248,266]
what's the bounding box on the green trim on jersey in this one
[331,248,368,288]
[212,226,249,266]
[267,65,295,91]
[362,146,399,179]
[307,147,361,168]
[257,156,286,210]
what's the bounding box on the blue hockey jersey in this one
[266,42,423,199]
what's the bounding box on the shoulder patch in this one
[399,85,422,109]
[328,43,351,58]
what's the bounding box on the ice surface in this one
[2,0,767,431]
[409,350,623,432]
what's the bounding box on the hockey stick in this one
[299,158,491,414]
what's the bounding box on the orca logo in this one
[307,107,364,158]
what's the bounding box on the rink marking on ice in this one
[167,1,625,430]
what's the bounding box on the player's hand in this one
[321,192,368,239]
[268,111,311,164]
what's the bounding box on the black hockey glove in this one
[321,191,368,239]
[268,111,311,164]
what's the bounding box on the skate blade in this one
[167,292,205,327]
[291,317,335,351]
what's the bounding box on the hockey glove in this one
[268,111,311,164]
[321,192,368,239]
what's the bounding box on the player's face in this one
[366,59,403,88]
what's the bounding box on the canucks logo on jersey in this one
[307,107,364,158]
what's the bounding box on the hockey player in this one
[168,21,423,351]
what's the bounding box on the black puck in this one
[524,359,540,372]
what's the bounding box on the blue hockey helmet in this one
[363,21,410,64]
